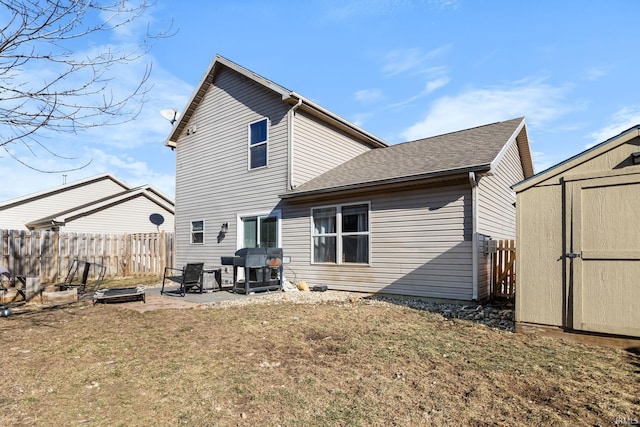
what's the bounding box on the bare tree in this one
[0,0,173,171]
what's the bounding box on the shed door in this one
[566,173,640,337]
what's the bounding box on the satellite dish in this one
[149,213,165,227]
[160,109,179,125]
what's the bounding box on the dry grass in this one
[97,275,164,289]
[0,296,638,426]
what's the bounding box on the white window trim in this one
[236,209,282,250]
[310,202,371,265]
[190,219,205,245]
[248,117,269,170]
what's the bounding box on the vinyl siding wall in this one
[292,111,374,187]
[173,67,290,268]
[0,179,127,231]
[56,195,175,234]
[476,139,524,240]
[282,183,475,300]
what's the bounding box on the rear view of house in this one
[165,55,533,301]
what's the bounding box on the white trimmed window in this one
[248,118,268,169]
[312,203,370,264]
[191,220,204,244]
[240,214,279,248]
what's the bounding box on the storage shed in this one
[513,125,640,339]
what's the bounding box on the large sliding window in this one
[248,118,268,169]
[241,214,279,248]
[312,203,370,264]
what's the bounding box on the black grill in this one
[221,248,283,294]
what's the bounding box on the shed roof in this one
[163,54,388,149]
[512,124,640,193]
[281,117,532,199]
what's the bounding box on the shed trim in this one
[562,168,640,183]
[513,126,640,192]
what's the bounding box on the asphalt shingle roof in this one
[285,117,524,197]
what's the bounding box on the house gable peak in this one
[163,54,388,149]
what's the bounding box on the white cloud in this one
[401,78,572,141]
[381,45,451,76]
[82,147,176,196]
[99,1,164,43]
[387,76,451,110]
[354,88,384,104]
[430,0,460,10]
[583,67,607,81]
[72,60,192,150]
[351,112,374,127]
[0,141,176,202]
[326,0,454,20]
[587,107,640,148]
[425,77,450,93]
[0,11,187,202]
[530,150,565,175]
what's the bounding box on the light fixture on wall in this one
[221,222,229,233]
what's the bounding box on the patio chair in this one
[161,263,204,297]
[59,259,106,297]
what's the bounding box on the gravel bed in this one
[207,288,515,332]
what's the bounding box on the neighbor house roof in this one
[24,185,174,230]
[512,124,640,193]
[163,54,388,150]
[0,173,129,210]
[281,117,534,199]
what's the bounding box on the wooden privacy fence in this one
[491,239,516,300]
[0,230,174,284]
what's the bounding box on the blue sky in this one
[2,0,640,202]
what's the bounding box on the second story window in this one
[249,118,268,169]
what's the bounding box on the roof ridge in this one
[401,117,524,145]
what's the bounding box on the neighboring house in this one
[164,55,534,301]
[513,125,640,338]
[0,174,175,234]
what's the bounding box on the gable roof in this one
[24,185,174,230]
[513,124,640,192]
[281,117,533,199]
[163,54,388,149]
[0,173,129,210]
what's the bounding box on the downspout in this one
[287,96,303,190]
[469,172,479,301]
